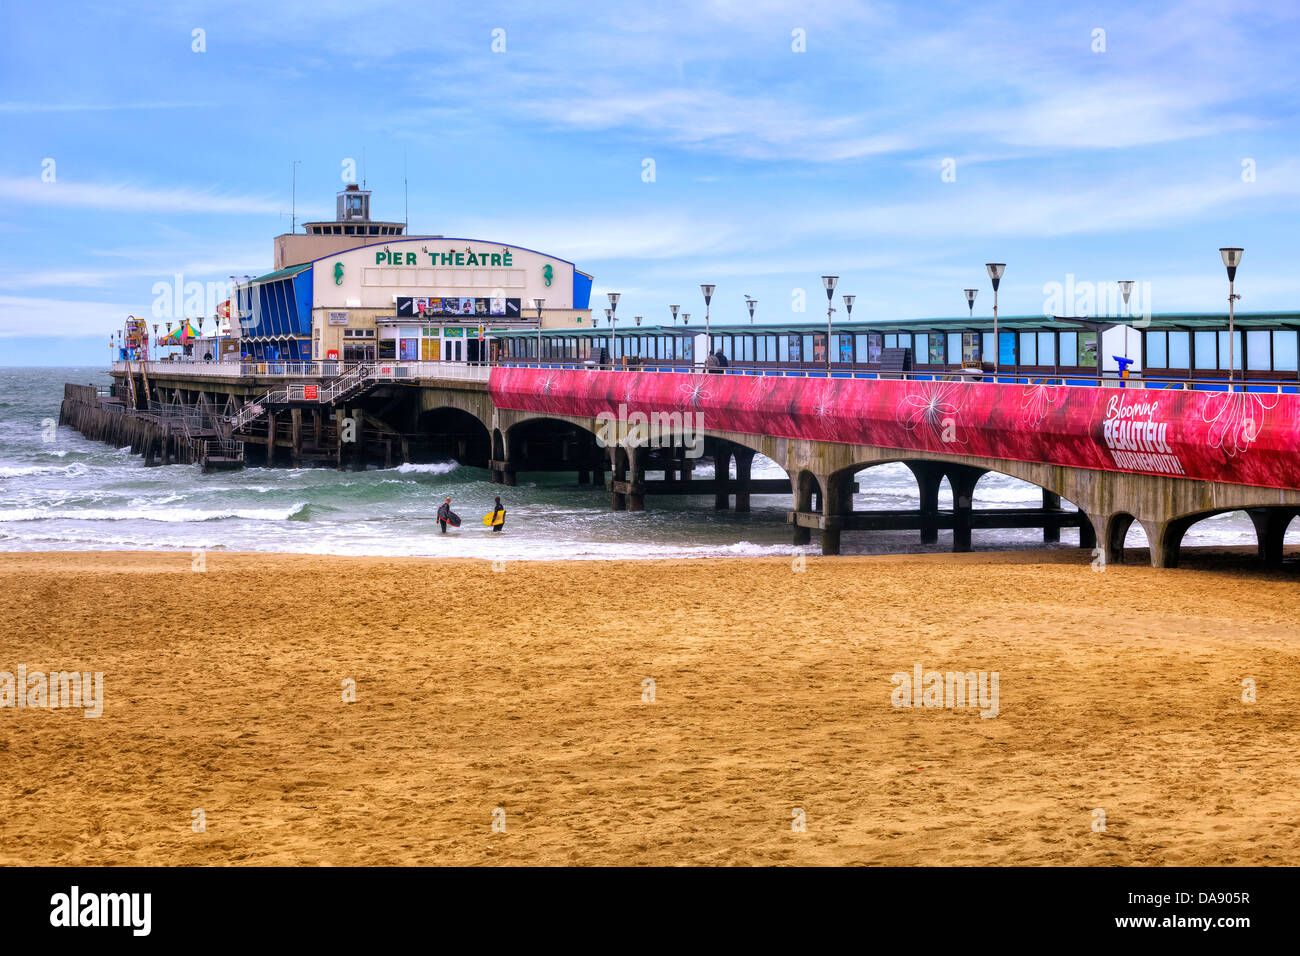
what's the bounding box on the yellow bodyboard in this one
[483,512,505,526]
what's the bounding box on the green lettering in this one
[376,252,386,264]
[406,252,416,265]
[440,253,453,265]
[490,254,501,267]
[503,252,513,266]
[466,252,479,266]
[455,253,465,266]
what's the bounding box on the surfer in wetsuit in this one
[490,496,506,533]
[437,496,452,534]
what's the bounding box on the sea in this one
[0,366,1269,560]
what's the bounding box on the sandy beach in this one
[1,548,1297,866]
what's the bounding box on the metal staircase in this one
[227,364,377,432]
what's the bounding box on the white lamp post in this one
[821,275,838,372]
[986,263,1005,374]
[964,288,977,316]
[607,292,620,367]
[1220,248,1243,390]
[534,297,545,365]
[1117,280,1134,368]
[745,296,757,324]
[669,304,679,326]
[700,284,715,354]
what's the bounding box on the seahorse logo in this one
[542,264,553,287]
[333,262,344,285]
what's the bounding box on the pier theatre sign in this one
[374,249,516,268]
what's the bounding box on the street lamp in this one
[986,263,1005,374]
[682,312,690,325]
[534,297,545,365]
[745,296,757,324]
[1117,280,1135,367]
[821,275,838,372]
[964,288,978,316]
[608,292,620,366]
[1220,247,1243,390]
[700,284,715,360]
[669,304,679,326]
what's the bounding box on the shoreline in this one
[2,548,1298,865]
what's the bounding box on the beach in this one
[1,548,1298,866]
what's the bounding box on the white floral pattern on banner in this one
[1201,390,1279,458]
[1021,380,1064,426]
[677,376,713,409]
[897,380,967,445]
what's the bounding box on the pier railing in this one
[496,361,1299,393]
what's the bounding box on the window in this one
[1247,330,1271,372]
[1145,332,1166,367]
[1168,331,1190,367]
[983,332,995,363]
[1019,332,1037,366]
[927,334,945,365]
[913,334,927,361]
[1194,331,1217,369]
[743,336,755,362]
[1037,332,1056,366]
[1217,330,1242,370]
[885,334,897,349]
[1059,332,1077,365]
[947,333,962,366]
[1274,331,1298,372]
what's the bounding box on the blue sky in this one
[2,0,1298,364]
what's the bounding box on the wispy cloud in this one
[0,177,325,216]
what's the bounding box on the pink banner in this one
[489,368,1300,490]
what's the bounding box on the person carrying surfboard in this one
[487,496,506,533]
[437,496,455,534]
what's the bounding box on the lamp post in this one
[608,292,620,367]
[682,312,690,325]
[699,284,715,361]
[669,304,679,326]
[534,297,545,366]
[745,296,757,324]
[964,288,978,316]
[820,275,838,373]
[1219,248,1243,390]
[841,295,855,364]
[1117,280,1134,368]
[985,264,1005,374]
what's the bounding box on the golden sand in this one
[0,549,1297,866]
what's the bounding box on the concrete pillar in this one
[1042,489,1062,543]
[792,471,813,546]
[1248,508,1295,567]
[266,410,277,468]
[714,447,733,510]
[906,462,945,545]
[611,446,627,511]
[1078,513,1098,550]
[1139,518,1189,570]
[1097,512,1134,566]
[821,472,852,556]
[946,465,984,553]
[628,446,646,512]
[577,469,591,485]
[335,408,346,470]
[291,407,303,467]
[734,449,755,513]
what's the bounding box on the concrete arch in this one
[502,416,606,491]
[416,406,492,468]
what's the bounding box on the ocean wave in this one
[0,462,91,478]
[0,502,310,523]
[393,462,459,475]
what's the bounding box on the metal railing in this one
[202,439,244,461]
[494,360,1300,392]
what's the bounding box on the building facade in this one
[236,187,594,363]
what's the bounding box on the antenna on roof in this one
[291,159,301,234]
[362,148,367,189]
[404,151,408,231]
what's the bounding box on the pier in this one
[63,357,1300,568]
